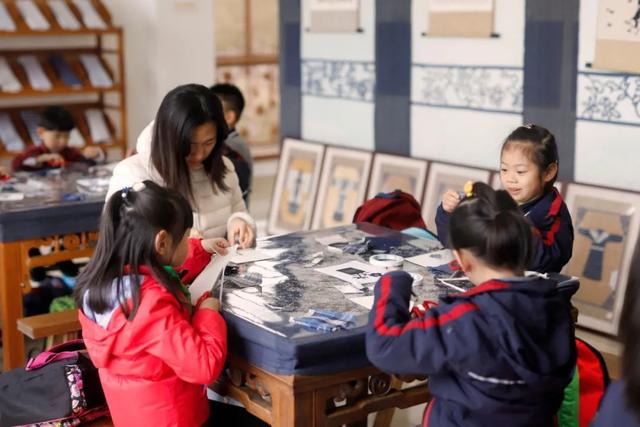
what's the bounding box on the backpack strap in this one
[25,339,85,371]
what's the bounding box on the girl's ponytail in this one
[449,182,533,273]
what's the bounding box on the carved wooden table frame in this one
[0,231,98,370]
[216,355,430,427]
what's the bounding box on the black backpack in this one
[0,340,108,427]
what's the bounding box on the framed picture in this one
[311,147,372,230]
[367,154,429,201]
[563,184,640,335]
[490,170,564,195]
[268,139,325,235]
[422,163,490,233]
[308,0,361,33]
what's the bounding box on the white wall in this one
[575,0,640,191]
[300,0,376,150]
[104,0,215,148]
[410,0,525,169]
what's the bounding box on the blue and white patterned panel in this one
[412,64,523,114]
[302,59,376,102]
[577,71,640,127]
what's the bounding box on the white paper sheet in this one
[315,261,387,288]
[16,0,50,31]
[406,249,455,268]
[0,2,16,31]
[72,0,107,29]
[48,0,81,30]
[348,295,375,309]
[230,248,274,264]
[17,55,52,90]
[0,57,22,92]
[189,246,237,304]
[315,234,349,246]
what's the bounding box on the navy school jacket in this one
[435,188,574,273]
[366,271,576,427]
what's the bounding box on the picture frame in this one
[563,183,640,335]
[422,163,491,234]
[311,146,373,230]
[367,153,429,201]
[490,170,564,195]
[268,138,325,235]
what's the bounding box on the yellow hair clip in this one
[463,181,474,198]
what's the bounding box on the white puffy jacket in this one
[106,121,255,238]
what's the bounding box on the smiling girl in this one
[435,124,574,273]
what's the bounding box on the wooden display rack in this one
[0,0,126,159]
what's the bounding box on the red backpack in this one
[557,337,610,427]
[352,190,427,231]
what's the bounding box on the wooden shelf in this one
[217,54,279,67]
[0,49,120,98]
[0,0,118,37]
[0,0,127,160]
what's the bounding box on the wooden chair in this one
[17,309,80,350]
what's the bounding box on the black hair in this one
[449,182,534,274]
[151,84,229,203]
[209,83,245,122]
[502,124,559,192]
[621,244,640,418]
[74,180,193,321]
[38,106,75,131]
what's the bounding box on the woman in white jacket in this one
[107,84,255,248]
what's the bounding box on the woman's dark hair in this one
[74,180,193,321]
[621,244,640,417]
[151,84,230,203]
[502,124,559,191]
[449,182,534,273]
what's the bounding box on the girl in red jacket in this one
[75,180,228,427]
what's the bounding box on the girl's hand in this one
[227,218,255,249]
[201,237,230,256]
[442,190,462,213]
[195,291,220,312]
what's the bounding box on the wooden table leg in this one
[271,382,314,427]
[0,241,26,371]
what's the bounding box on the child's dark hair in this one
[502,124,559,191]
[38,106,75,131]
[74,180,193,321]
[209,83,245,122]
[151,84,229,203]
[621,244,640,418]
[449,182,534,273]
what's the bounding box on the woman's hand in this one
[227,218,255,249]
[83,146,103,160]
[441,190,462,213]
[201,237,230,256]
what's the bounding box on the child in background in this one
[436,124,573,273]
[75,180,228,427]
[367,182,575,427]
[12,106,104,172]
[210,83,253,203]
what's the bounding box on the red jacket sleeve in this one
[178,238,212,285]
[134,290,227,385]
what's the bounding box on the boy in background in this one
[12,106,104,172]
[210,83,253,204]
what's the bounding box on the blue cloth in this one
[578,228,623,280]
[401,227,438,241]
[592,381,640,426]
[435,189,574,273]
[49,55,82,88]
[366,271,575,427]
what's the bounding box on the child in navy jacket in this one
[367,182,576,427]
[436,124,573,273]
